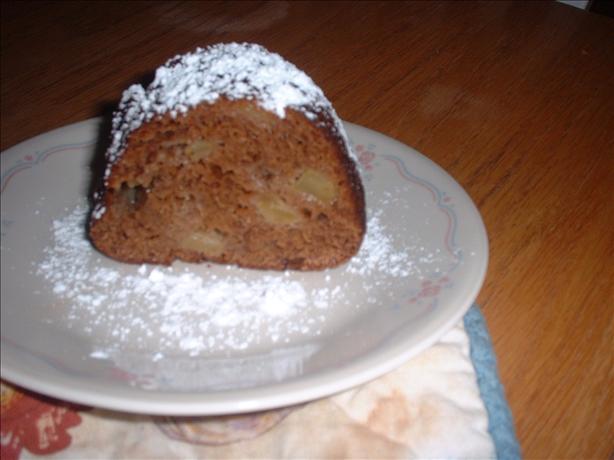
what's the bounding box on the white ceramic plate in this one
[1,119,487,415]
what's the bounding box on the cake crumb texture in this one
[90,44,365,270]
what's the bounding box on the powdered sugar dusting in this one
[347,210,413,277]
[106,43,354,177]
[34,201,434,357]
[37,206,326,354]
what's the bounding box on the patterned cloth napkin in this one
[0,306,520,459]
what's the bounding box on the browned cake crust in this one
[89,44,365,270]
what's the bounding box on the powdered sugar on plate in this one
[35,201,428,358]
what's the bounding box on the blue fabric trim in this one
[464,305,522,460]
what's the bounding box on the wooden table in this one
[2,1,612,458]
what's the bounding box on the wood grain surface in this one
[2,1,613,458]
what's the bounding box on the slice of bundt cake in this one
[89,43,365,270]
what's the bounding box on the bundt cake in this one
[89,43,365,270]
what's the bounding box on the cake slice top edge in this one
[104,43,356,182]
